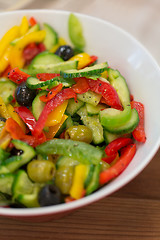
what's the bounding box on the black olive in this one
[38,184,62,207]
[15,82,36,107]
[55,45,74,61]
[10,147,23,156]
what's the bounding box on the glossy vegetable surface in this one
[0,13,146,208]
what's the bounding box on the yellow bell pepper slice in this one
[0,132,11,150]
[50,37,67,53]
[10,30,46,68]
[70,164,88,200]
[20,16,29,36]
[69,53,91,69]
[0,25,19,59]
[45,100,68,127]
[0,45,13,73]
[45,114,68,139]
[7,104,26,133]
[101,70,108,79]
[0,97,10,119]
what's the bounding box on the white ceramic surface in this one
[0,9,160,218]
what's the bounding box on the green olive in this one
[55,166,74,194]
[65,125,93,143]
[100,160,110,171]
[27,160,56,183]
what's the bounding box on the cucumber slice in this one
[0,78,16,104]
[26,76,75,90]
[66,98,84,116]
[2,140,36,173]
[32,90,46,120]
[107,68,130,107]
[12,170,34,197]
[12,170,40,207]
[103,130,131,144]
[43,23,58,50]
[99,104,131,128]
[68,13,85,50]
[77,90,101,106]
[86,103,106,116]
[24,60,78,75]
[104,109,139,134]
[0,173,15,195]
[26,76,59,89]
[86,163,101,195]
[16,186,40,208]
[28,51,63,69]
[60,62,108,78]
[65,115,74,129]
[77,106,104,145]
[84,164,94,188]
[0,148,10,163]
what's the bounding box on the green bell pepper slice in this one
[36,139,103,165]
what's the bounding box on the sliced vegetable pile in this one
[0,14,146,208]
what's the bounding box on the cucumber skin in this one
[43,23,58,50]
[0,173,15,195]
[77,106,104,145]
[68,13,85,50]
[23,60,78,75]
[32,90,46,120]
[103,109,139,134]
[1,140,36,173]
[60,62,108,78]
[28,51,63,70]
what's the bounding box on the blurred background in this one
[1,0,160,66]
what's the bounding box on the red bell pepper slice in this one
[14,106,46,144]
[102,153,117,164]
[131,101,146,143]
[36,73,60,81]
[5,118,43,147]
[39,83,63,103]
[29,16,37,26]
[105,137,133,156]
[72,77,90,94]
[33,88,77,137]
[23,42,46,63]
[23,43,40,61]
[87,79,122,110]
[99,143,136,185]
[8,67,30,84]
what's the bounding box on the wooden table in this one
[1,0,160,239]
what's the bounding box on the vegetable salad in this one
[0,14,146,208]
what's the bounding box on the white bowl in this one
[0,9,160,220]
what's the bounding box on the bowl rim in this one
[0,9,160,217]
